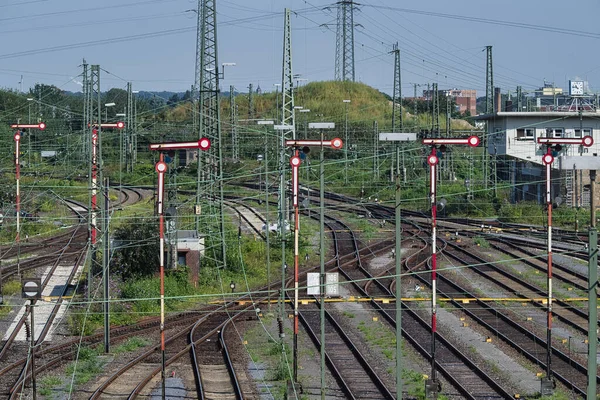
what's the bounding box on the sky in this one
[1,0,599,98]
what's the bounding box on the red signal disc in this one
[331,137,343,149]
[467,136,480,147]
[14,133,21,141]
[290,156,301,167]
[38,122,46,130]
[542,153,554,165]
[156,161,168,173]
[116,121,125,129]
[582,136,594,147]
[199,138,211,150]
[427,154,438,166]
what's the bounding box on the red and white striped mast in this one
[149,137,211,399]
[422,135,479,397]
[10,122,46,276]
[537,134,593,393]
[285,135,342,385]
[89,122,125,252]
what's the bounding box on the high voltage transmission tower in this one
[230,85,239,161]
[390,42,402,132]
[335,0,356,82]
[194,0,227,268]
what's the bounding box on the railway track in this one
[409,231,600,397]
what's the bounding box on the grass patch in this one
[3,280,21,295]
[39,376,63,396]
[113,337,150,354]
[65,346,104,385]
[357,320,396,361]
[473,236,490,248]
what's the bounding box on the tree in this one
[112,217,158,279]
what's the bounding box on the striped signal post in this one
[536,134,593,396]
[89,122,125,248]
[149,138,211,400]
[10,122,46,277]
[88,122,125,353]
[286,127,342,395]
[422,135,479,398]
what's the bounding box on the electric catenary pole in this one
[248,83,254,121]
[125,82,134,173]
[485,46,494,114]
[484,46,494,191]
[335,0,356,82]
[230,85,239,160]
[195,0,227,268]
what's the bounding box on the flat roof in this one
[474,111,600,120]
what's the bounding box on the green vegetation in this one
[113,337,150,354]
[39,375,63,396]
[357,319,396,361]
[3,280,21,295]
[65,346,105,385]
[473,236,490,248]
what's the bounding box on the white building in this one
[476,110,600,207]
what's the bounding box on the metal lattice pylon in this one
[335,0,355,82]
[230,85,239,161]
[485,45,494,114]
[195,0,227,268]
[279,8,296,237]
[431,83,439,134]
[484,45,494,190]
[125,82,134,173]
[391,42,402,132]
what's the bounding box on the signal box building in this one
[476,109,600,207]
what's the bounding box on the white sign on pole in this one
[308,122,335,130]
[325,272,339,297]
[379,132,417,142]
[558,156,600,170]
[307,273,320,295]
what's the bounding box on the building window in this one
[574,128,591,138]
[516,128,535,140]
[545,128,563,138]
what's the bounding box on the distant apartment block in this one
[422,88,477,115]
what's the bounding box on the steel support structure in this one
[195,0,227,268]
[483,46,493,191]
[125,82,134,173]
[230,85,239,161]
[587,169,597,399]
[248,83,254,121]
[423,136,480,398]
[391,42,403,133]
[277,9,296,357]
[335,0,356,82]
